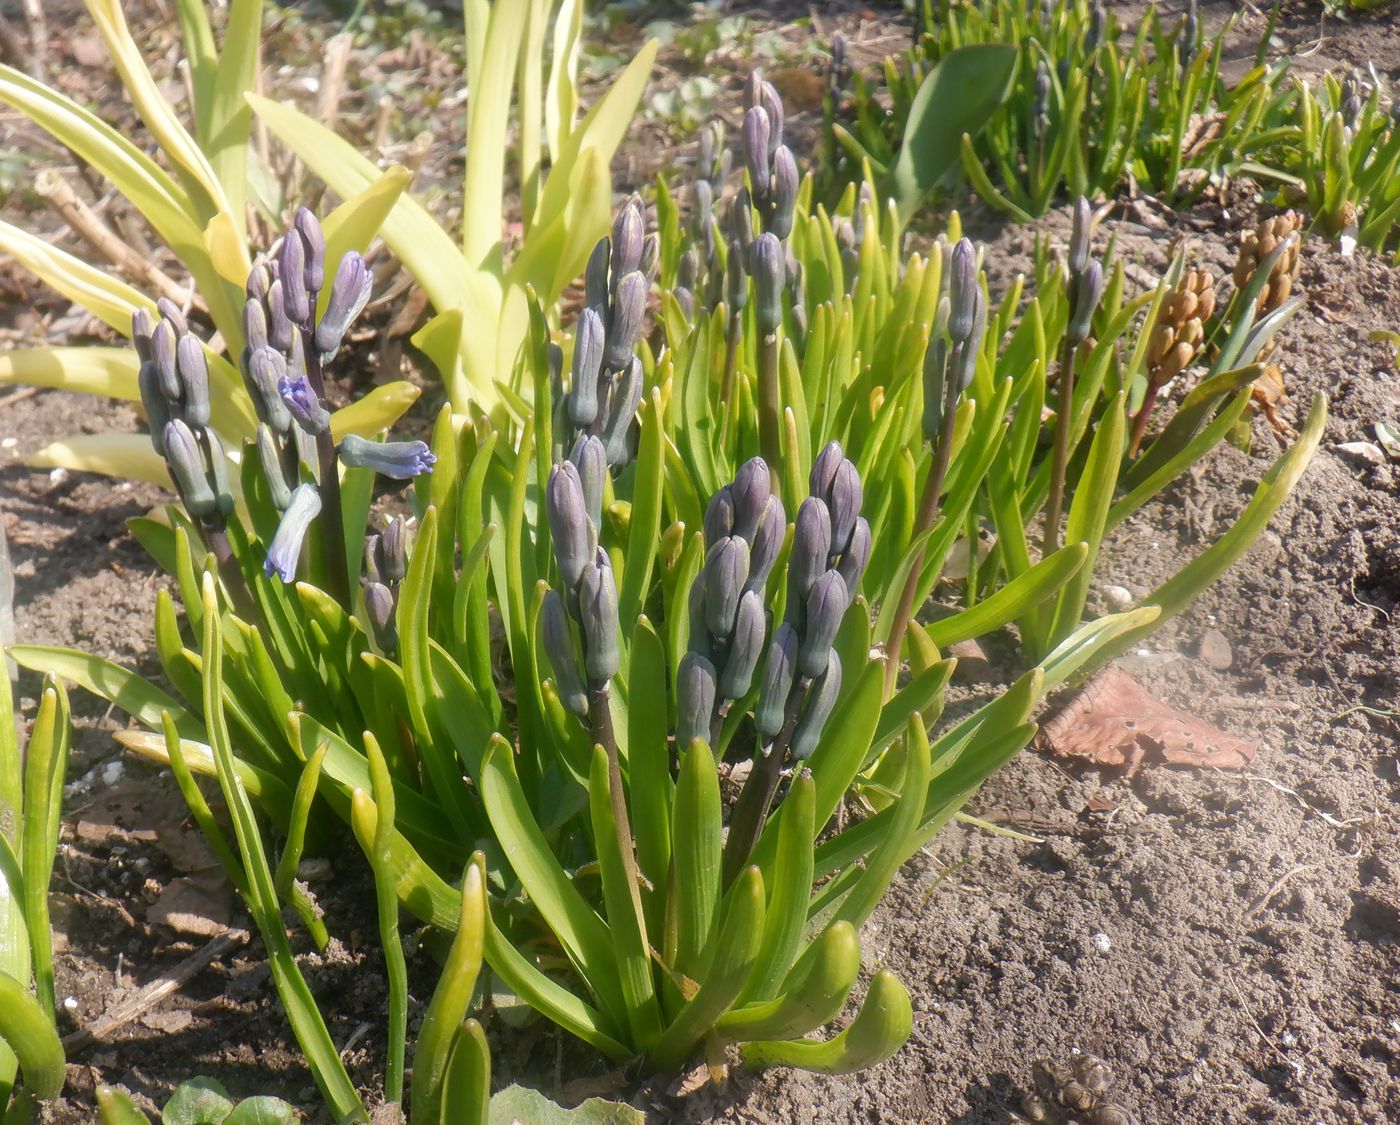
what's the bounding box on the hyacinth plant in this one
[828,0,1296,220]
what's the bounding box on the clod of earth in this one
[1038,667,1256,774]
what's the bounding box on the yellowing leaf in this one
[0,219,152,331]
[329,381,421,440]
[28,432,172,487]
[0,347,140,400]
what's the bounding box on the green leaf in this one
[9,646,198,737]
[926,542,1087,649]
[486,1085,644,1125]
[887,44,1018,223]
[0,969,64,1099]
[160,1077,234,1125]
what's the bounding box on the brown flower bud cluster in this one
[1017,1055,1140,1125]
[1233,210,1302,318]
[1146,267,1215,391]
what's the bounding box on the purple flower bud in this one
[267,279,294,352]
[1068,196,1093,279]
[131,309,155,361]
[604,271,648,371]
[827,457,862,555]
[294,207,327,293]
[751,233,785,336]
[379,517,411,583]
[279,373,331,435]
[754,622,798,738]
[742,106,771,196]
[725,239,748,313]
[1068,260,1104,344]
[789,497,832,604]
[256,424,292,511]
[156,297,188,337]
[543,588,589,717]
[744,69,764,112]
[338,434,437,479]
[264,483,322,582]
[769,146,798,240]
[315,251,373,358]
[611,196,645,278]
[243,297,269,356]
[569,307,605,428]
[139,362,172,456]
[570,434,607,533]
[578,554,620,681]
[798,570,848,679]
[747,494,785,593]
[705,535,750,640]
[248,347,293,434]
[547,461,592,591]
[175,334,210,429]
[678,249,701,292]
[731,458,771,542]
[584,237,610,313]
[704,485,735,548]
[163,418,216,519]
[922,336,949,444]
[948,239,980,344]
[364,581,396,649]
[837,516,871,601]
[150,320,180,403]
[279,231,311,326]
[601,357,643,468]
[809,441,844,502]
[677,651,718,748]
[246,262,272,302]
[792,651,841,760]
[720,590,766,701]
[761,80,785,153]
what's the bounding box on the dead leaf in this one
[666,1060,712,1099]
[139,1009,193,1034]
[1039,666,1255,773]
[147,872,232,937]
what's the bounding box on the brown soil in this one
[1,2,1398,1122]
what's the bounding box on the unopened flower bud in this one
[156,298,188,337]
[246,262,271,302]
[754,622,798,738]
[1068,197,1093,279]
[256,424,292,511]
[584,237,610,313]
[611,196,645,278]
[364,581,396,649]
[294,207,326,293]
[640,233,660,287]
[379,517,411,583]
[747,495,785,593]
[267,279,294,352]
[339,434,437,479]
[163,418,216,519]
[248,347,293,434]
[726,239,748,313]
[770,146,798,240]
[827,457,862,554]
[705,536,750,641]
[600,356,643,467]
[1068,260,1104,344]
[751,233,785,336]
[139,362,172,455]
[676,651,718,748]
[792,651,841,759]
[760,81,785,152]
[547,461,592,590]
[948,239,980,344]
[570,306,606,427]
[570,434,607,533]
[809,441,843,501]
[789,497,832,603]
[542,589,588,717]
[799,570,848,678]
[704,485,735,548]
[604,271,647,371]
[837,516,871,600]
[731,458,771,542]
[578,555,620,681]
[742,106,771,194]
[175,335,210,429]
[279,231,311,326]
[243,298,269,356]
[264,482,321,581]
[131,309,155,360]
[720,590,766,700]
[151,320,180,404]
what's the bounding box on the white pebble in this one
[48,467,69,486]
[1090,932,1112,953]
[63,996,78,1011]
[1,438,16,450]
[101,760,124,786]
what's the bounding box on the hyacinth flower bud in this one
[156,297,188,337]
[378,517,411,583]
[705,535,750,641]
[720,590,765,700]
[570,434,607,533]
[837,516,871,600]
[698,125,717,180]
[256,424,292,511]
[294,207,326,294]
[339,434,437,480]
[584,237,610,313]
[704,485,735,548]
[578,554,620,681]
[267,279,294,352]
[809,440,843,501]
[792,651,841,760]
[731,457,771,542]
[601,357,643,467]
[364,581,396,649]
[761,81,785,152]
[827,457,862,555]
[139,361,172,455]
[1068,260,1104,345]
[640,233,661,287]
[728,187,755,252]
[604,271,647,371]
[265,482,322,581]
[248,347,293,434]
[279,231,311,326]
[547,461,592,591]
[754,622,798,738]
[569,306,606,428]
[246,260,272,302]
[692,179,714,240]
[542,589,589,717]
[1068,196,1093,279]
[243,297,269,357]
[922,337,950,445]
[315,251,373,358]
[678,248,701,292]
[364,534,382,584]
[611,196,646,278]
[799,570,848,678]
[789,497,832,603]
[1032,62,1051,132]
[769,146,798,240]
[163,419,217,520]
[175,335,211,429]
[725,239,748,313]
[677,651,718,748]
[150,320,181,404]
[751,233,785,336]
[204,430,235,520]
[279,373,331,436]
[747,494,785,593]
[948,239,980,344]
[742,106,771,196]
[131,309,155,360]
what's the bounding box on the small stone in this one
[1102,585,1134,611]
[950,638,995,683]
[1089,931,1112,953]
[1335,441,1385,467]
[1197,628,1233,670]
